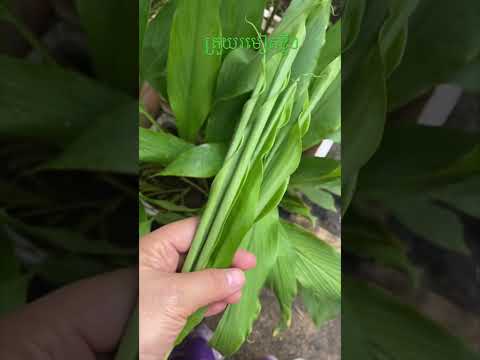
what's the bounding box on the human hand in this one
[0,268,137,360]
[139,217,256,360]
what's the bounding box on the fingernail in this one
[226,269,245,289]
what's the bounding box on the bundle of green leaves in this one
[139,0,341,356]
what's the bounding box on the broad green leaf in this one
[0,211,133,255]
[142,0,176,96]
[343,213,418,284]
[358,125,480,194]
[303,72,340,149]
[283,221,341,321]
[214,48,261,103]
[0,226,20,281]
[302,187,337,212]
[211,209,280,356]
[0,56,129,146]
[220,0,265,41]
[206,95,250,143]
[167,0,222,141]
[342,0,366,52]
[388,0,480,109]
[207,48,261,142]
[315,18,341,74]
[75,0,138,94]
[139,127,193,165]
[431,176,480,219]
[301,286,340,327]
[268,223,298,334]
[0,225,29,315]
[452,57,480,93]
[290,156,340,187]
[159,143,228,178]
[0,275,30,316]
[342,0,418,213]
[319,178,341,196]
[386,196,469,255]
[344,278,480,360]
[42,101,138,174]
[342,45,386,190]
[139,0,150,80]
[291,0,331,94]
[280,194,316,226]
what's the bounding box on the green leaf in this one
[342,0,366,52]
[159,143,228,178]
[75,0,138,94]
[342,0,419,213]
[343,278,480,360]
[214,48,261,102]
[141,195,198,214]
[319,178,341,196]
[290,156,340,187]
[0,211,133,255]
[0,226,29,314]
[452,57,480,93]
[206,95,250,143]
[303,73,340,149]
[388,0,480,109]
[302,187,337,212]
[301,286,340,327]
[280,195,316,226]
[142,0,176,96]
[0,275,30,316]
[211,209,280,356]
[167,0,222,141]
[42,101,138,174]
[139,202,152,237]
[343,214,419,285]
[139,0,150,76]
[139,127,193,165]
[431,176,480,219]
[0,56,129,146]
[386,196,469,255]
[358,125,480,194]
[207,48,261,143]
[268,223,298,334]
[220,0,265,41]
[283,221,341,325]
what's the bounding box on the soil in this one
[205,289,341,360]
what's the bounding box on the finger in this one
[140,217,198,272]
[174,268,245,315]
[225,290,242,304]
[205,302,227,317]
[232,249,257,270]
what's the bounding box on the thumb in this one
[174,268,245,316]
